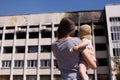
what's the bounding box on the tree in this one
[111,57,120,80]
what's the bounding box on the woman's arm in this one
[81,49,97,70]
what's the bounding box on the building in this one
[105,4,120,80]
[0,4,119,80]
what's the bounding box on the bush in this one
[116,73,120,80]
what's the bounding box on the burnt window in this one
[54,31,57,37]
[97,58,108,66]
[41,30,51,38]
[95,44,106,51]
[3,47,13,53]
[41,45,51,52]
[94,29,105,36]
[54,60,58,68]
[29,32,39,38]
[28,46,38,53]
[98,74,109,80]
[16,32,26,39]
[16,46,25,53]
[0,34,2,40]
[29,25,39,28]
[5,33,14,40]
[6,26,15,30]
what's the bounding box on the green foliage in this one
[111,57,120,80]
[116,73,120,80]
[111,57,120,65]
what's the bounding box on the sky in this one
[0,0,120,16]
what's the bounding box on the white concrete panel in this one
[97,66,109,74]
[14,54,25,60]
[27,53,37,60]
[3,40,13,46]
[0,13,66,26]
[40,53,51,59]
[41,39,51,45]
[105,4,120,17]
[13,69,24,75]
[39,69,50,75]
[95,36,106,43]
[16,39,26,46]
[54,69,60,74]
[28,39,38,45]
[26,68,37,74]
[0,69,11,75]
[5,30,14,33]
[2,54,12,60]
[96,51,107,58]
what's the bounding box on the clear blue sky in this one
[0,0,120,16]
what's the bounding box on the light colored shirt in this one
[52,37,82,80]
[85,39,96,62]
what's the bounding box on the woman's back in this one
[52,37,82,79]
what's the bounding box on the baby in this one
[70,24,96,80]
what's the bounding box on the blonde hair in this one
[78,24,92,40]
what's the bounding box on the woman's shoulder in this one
[70,37,81,41]
[68,37,82,45]
[52,37,81,45]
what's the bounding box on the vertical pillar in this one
[23,24,29,80]
[91,21,97,80]
[10,24,17,80]
[0,25,6,73]
[37,23,42,80]
[51,22,55,80]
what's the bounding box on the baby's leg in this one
[79,61,89,80]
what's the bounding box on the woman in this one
[52,17,96,80]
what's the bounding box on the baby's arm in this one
[70,40,88,52]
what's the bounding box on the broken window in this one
[29,25,39,28]
[94,29,105,36]
[29,32,39,38]
[13,75,23,80]
[95,43,106,51]
[3,46,13,53]
[97,58,108,66]
[5,33,14,40]
[6,26,15,30]
[16,32,26,39]
[41,30,52,38]
[28,46,38,53]
[16,46,25,53]
[0,33,2,40]
[41,45,51,52]
[26,75,37,80]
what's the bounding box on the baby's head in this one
[78,24,92,40]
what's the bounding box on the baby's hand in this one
[73,46,79,52]
[70,46,78,52]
